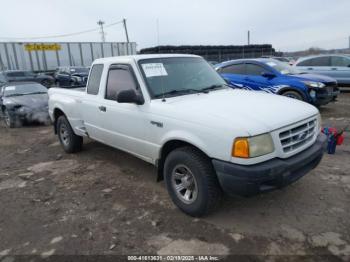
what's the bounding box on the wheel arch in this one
[156,139,210,182]
[277,86,308,101]
[52,107,67,134]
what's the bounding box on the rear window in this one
[87,64,104,95]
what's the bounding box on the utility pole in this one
[123,18,130,43]
[97,20,106,42]
[247,30,250,45]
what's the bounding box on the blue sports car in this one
[215,58,339,106]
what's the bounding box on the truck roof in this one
[93,54,200,64]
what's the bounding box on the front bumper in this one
[17,110,50,123]
[311,85,340,106]
[212,134,327,197]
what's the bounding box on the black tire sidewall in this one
[164,149,214,216]
[282,90,304,101]
[57,116,82,153]
[3,108,16,128]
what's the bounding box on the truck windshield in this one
[138,57,227,98]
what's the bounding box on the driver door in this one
[98,64,151,161]
[242,63,273,92]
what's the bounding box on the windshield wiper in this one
[201,84,227,92]
[26,92,47,95]
[6,93,26,97]
[154,88,208,98]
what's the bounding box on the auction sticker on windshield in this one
[142,63,168,77]
[6,86,15,91]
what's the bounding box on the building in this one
[0,42,137,71]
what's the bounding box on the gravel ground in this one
[0,93,349,261]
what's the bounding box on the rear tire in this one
[57,115,83,153]
[281,90,304,101]
[164,146,222,217]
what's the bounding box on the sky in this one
[0,0,349,52]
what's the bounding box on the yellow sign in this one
[24,43,61,52]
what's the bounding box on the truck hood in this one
[289,73,336,84]
[153,88,318,136]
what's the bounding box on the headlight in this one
[232,133,275,158]
[303,81,325,88]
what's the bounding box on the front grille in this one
[279,119,317,153]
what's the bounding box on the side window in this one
[299,57,331,67]
[7,72,25,77]
[312,57,331,66]
[105,66,138,101]
[87,64,104,95]
[298,59,313,66]
[221,64,246,75]
[246,64,268,76]
[331,56,350,67]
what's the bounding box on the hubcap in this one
[59,124,70,146]
[171,164,198,204]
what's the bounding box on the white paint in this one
[157,239,229,255]
[0,249,11,256]
[50,236,63,244]
[41,249,56,258]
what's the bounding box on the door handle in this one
[331,68,337,70]
[307,68,313,70]
[98,106,106,112]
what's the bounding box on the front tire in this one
[281,90,304,101]
[57,115,83,153]
[3,108,19,128]
[164,146,222,217]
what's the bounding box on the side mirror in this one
[262,72,276,78]
[116,89,144,105]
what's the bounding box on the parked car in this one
[48,54,326,216]
[0,82,50,128]
[0,70,54,88]
[215,58,339,106]
[294,54,350,86]
[261,56,296,66]
[54,66,90,87]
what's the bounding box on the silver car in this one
[294,54,350,86]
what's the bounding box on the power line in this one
[0,20,123,40]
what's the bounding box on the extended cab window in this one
[87,64,103,95]
[221,64,246,75]
[105,66,139,101]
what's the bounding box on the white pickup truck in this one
[48,54,326,216]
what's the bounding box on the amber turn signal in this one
[232,138,249,158]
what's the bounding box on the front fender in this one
[159,130,212,159]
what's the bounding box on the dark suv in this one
[0,70,54,88]
[54,67,90,87]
